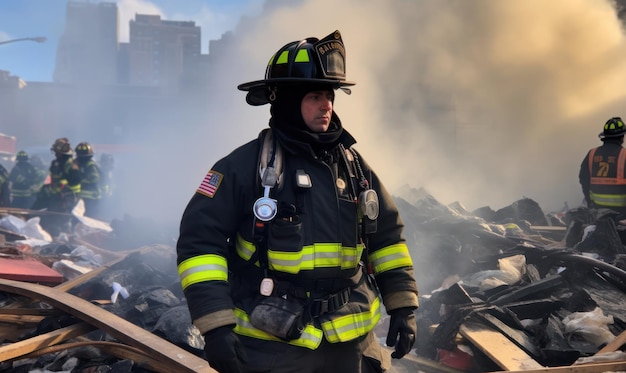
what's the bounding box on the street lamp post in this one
[0,37,47,46]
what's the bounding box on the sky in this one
[0,0,263,82]
[3,0,626,233]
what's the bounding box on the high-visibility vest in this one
[588,147,626,207]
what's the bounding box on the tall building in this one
[54,1,119,85]
[127,14,201,87]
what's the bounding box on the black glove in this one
[203,326,248,373]
[385,307,417,359]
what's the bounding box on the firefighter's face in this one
[301,90,333,133]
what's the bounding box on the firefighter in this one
[8,150,46,209]
[176,30,419,372]
[0,163,9,207]
[32,138,81,236]
[74,142,102,219]
[98,153,114,200]
[579,117,626,217]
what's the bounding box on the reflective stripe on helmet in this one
[233,308,323,349]
[271,48,311,66]
[177,254,228,290]
[368,243,414,274]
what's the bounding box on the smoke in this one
[30,0,626,228]
[196,0,626,215]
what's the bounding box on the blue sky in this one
[0,0,263,82]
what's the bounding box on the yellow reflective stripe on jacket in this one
[321,296,381,343]
[590,191,626,207]
[368,243,413,274]
[67,183,80,193]
[236,235,363,274]
[268,243,362,273]
[178,254,228,290]
[233,308,323,350]
[236,234,256,261]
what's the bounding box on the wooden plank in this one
[53,252,128,292]
[13,340,180,373]
[382,346,464,373]
[0,257,63,284]
[0,277,215,373]
[494,360,626,373]
[0,313,44,324]
[459,321,543,371]
[596,329,626,354]
[0,322,95,361]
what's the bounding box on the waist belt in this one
[309,287,351,317]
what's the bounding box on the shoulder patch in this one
[197,170,223,198]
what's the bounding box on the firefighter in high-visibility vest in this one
[177,30,419,373]
[580,117,626,217]
[9,150,46,209]
[32,138,81,236]
[74,142,102,219]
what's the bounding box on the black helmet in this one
[75,142,94,158]
[51,137,73,155]
[16,150,29,162]
[238,30,356,106]
[599,117,626,138]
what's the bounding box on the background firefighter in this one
[8,150,46,209]
[31,137,81,237]
[74,141,102,219]
[176,30,419,373]
[579,117,626,218]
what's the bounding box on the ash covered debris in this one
[394,186,626,372]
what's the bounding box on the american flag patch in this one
[197,170,223,198]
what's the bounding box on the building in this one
[126,14,202,88]
[54,1,119,85]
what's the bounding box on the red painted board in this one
[0,258,63,284]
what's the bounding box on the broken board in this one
[0,257,63,284]
[0,277,214,373]
[460,320,543,371]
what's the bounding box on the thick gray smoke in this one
[105,0,626,226]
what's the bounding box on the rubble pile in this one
[0,188,626,372]
[394,187,626,372]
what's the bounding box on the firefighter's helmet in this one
[238,30,356,106]
[75,142,94,158]
[599,117,626,138]
[16,150,29,162]
[51,138,73,155]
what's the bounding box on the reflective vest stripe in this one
[320,296,381,343]
[178,254,228,290]
[233,308,323,350]
[589,191,626,207]
[368,243,413,274]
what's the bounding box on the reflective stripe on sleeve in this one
[320,296,381,343]
[368,243,413,274]
[178,254,228,290]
